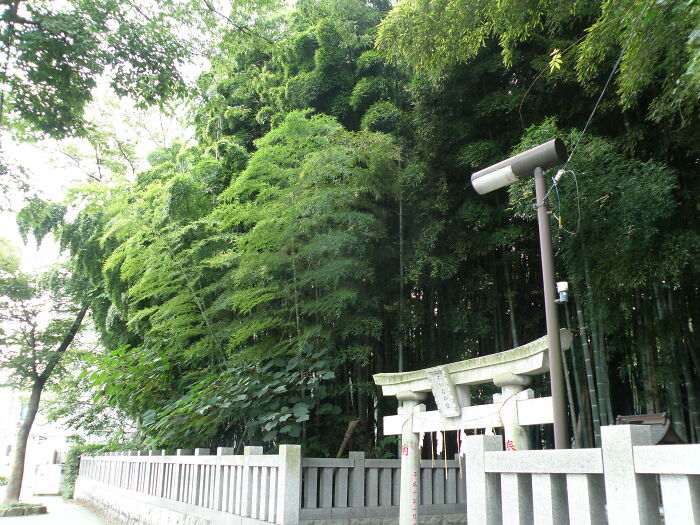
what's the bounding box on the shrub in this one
[62,444,107,499]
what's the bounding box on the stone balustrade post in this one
[175,449,192,502]
[276,444,301,525]
[215,447,235,511]
[463,434,504,525]
[241,446,263,517]
[349,451,366,508]
[601,425,660,525]
[192,448,209,506]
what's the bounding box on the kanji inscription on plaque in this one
[427,366,461,418]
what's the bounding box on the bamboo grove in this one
[17,0,699,454]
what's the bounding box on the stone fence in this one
[75,446,465,525]
[75,425,700,525]
[463,425,700,525]
[299,452,464,521]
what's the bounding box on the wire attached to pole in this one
[564,3,650,168]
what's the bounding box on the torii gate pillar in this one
[493,372,533,451]
[397,391,426,525]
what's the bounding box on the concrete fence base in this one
[75,478,253,525]
[75,478,465,525]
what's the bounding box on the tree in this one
[54,111,400,452]
[0,239,88,503]
[376,0,699,125]
[0,0,220,139]
[28,0,699,453]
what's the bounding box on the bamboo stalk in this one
[584,260,609,427]
[574,291,601,446]
[564,302,585,447]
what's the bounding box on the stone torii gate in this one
[373,329,573,525]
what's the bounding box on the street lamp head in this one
[470,138,567,194]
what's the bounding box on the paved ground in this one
[1,489,111,524]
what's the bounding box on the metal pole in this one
[534,167,569,449]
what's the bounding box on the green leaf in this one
[293,402,310,418]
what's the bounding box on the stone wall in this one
[299,514,464,525]
[75,477,465,525]
[75,478,241,525]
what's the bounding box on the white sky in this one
[0,140,76,273]
[0,84,194,274]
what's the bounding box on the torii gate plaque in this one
[373,329,573,525]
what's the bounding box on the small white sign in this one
[427,366,461,418]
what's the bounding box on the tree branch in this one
[29,322,38,378]
[114,136,137,176]
[0,15,39,26]
[201,0,273,44]
[38,305,88,382]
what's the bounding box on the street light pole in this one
[470,139,570,449]
[534,167,569,449]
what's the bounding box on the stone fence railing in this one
[76,446,465,525]
[463,425,700,525]
[76,424,700,525]
[300,452,464,521]
[77,445,301,525]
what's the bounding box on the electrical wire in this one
[545,169,582,236]
[564,3,651,168]
[543,4,649,237]
[560,170,581,236]
[532,5,650,236]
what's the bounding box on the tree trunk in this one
[668,287,700,442]
[356,361,367,433]
[491,254,504,353]
[561,342,579,447]
[666,358,688,441]
[3,379,45,503]
[3,304,87,503]
[596,325,613,421]
[680,347,700,442]
[564,302,586,447]
[636,292,658,413]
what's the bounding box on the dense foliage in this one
[16,0,699,454]
[62,443,120,499]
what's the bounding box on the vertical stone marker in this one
[397,391,426,525]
